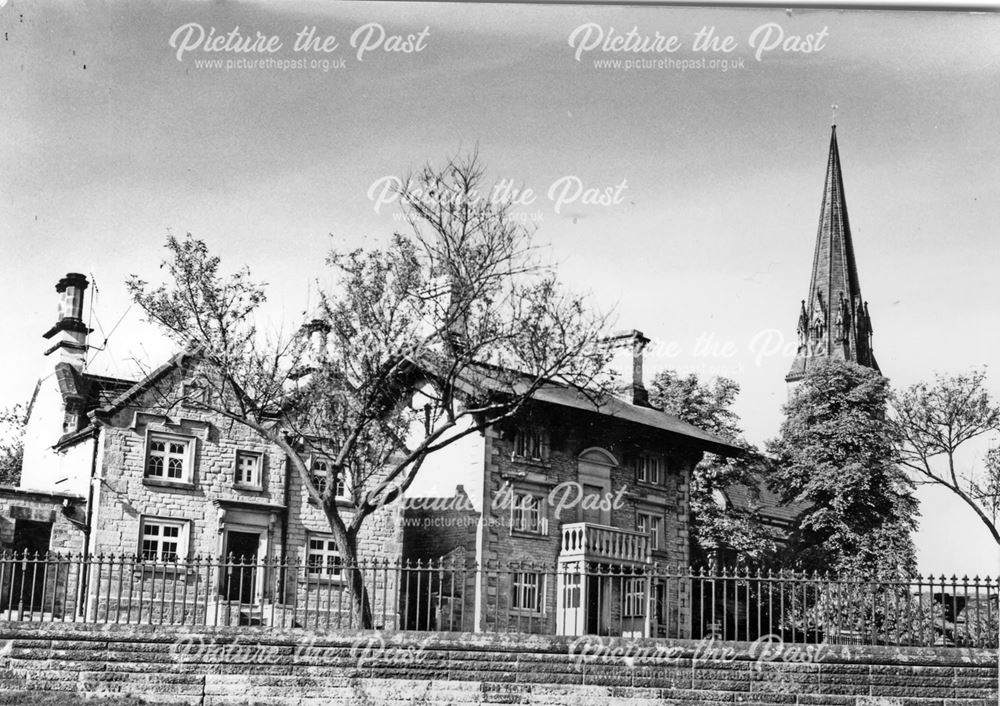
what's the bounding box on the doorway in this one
[586,573,608,635]
[222,531,259,603]
[9,520,52,612]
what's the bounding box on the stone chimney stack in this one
[603,329,650,407]
[42,273,91,371]
[302,317,331,367]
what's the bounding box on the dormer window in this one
[632,453,665,486]
[512,428,546,462]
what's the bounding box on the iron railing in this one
[0,552,994,648]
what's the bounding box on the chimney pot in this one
[43,273,91,370]
[55,273,89,322]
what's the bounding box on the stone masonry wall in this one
[401,487,480,631]
[0,623,993,705]
[88,361,402,626]
[96,364,290,560]
[0,489,88,619]
[480,404,697,636]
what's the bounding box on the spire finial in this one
[831,104,838,126]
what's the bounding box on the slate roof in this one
[532,384,743,457]
[445,359,744,457]
[84,373,138,408]
[52,348,742,459]
[721,482,811,526]
[53,362,137,414]
[92,352,189,417]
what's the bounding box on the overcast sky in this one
[1,1,998,575]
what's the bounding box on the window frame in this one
[137,516,190,564]
[509,490,547,536]
[623,577,647,618]
[632,452,665,486]
[511,571,545,614]
[511,428,546,463]
[636,510,663,552]
[143,430,196,486]
[180,381,208,408]
[309,456,350,502]
[562,572,581,610]
[233,449,264,491]
[305,534,344,582]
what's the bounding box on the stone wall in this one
[85,361,403,627]
[401,487,479,631]
[95,364,291,560]
[480,406,697,636]
[0,488,88,618]
[0,623,994,705]
[0,488,87,556]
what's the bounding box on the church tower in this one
[786,124,879,385]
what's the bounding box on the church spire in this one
[786,124,879,384]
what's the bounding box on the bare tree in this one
[128,151,612,626]
[892,369,1000,545]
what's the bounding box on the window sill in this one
[233,483,264,493]
[132,564,197,576]
[510,529,548,540]
[510,456,551,470]
[634,480,666,492]
[299,576,346,587]
[142,477,195,490]
[307,496,353,508]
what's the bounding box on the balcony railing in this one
[559,522,650,564]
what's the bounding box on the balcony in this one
[559,522,650,565]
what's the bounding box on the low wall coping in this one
[0,622,993,668]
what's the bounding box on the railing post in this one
[86,554,100,622]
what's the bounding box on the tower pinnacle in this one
[785,126,879,385]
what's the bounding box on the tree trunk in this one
[277,444,376,628]
[340,535,374,629]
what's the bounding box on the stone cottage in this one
[6,273,401,625]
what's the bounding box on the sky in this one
[1,1,998,576]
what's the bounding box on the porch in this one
[555,522,670,637]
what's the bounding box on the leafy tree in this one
[892,369,1000,545]
[128,152,611,626]
[0,403,27,486]
[984,445,1000,529]
[649,371,742,440]
[767,359,918,575]
[648,371,775,568]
